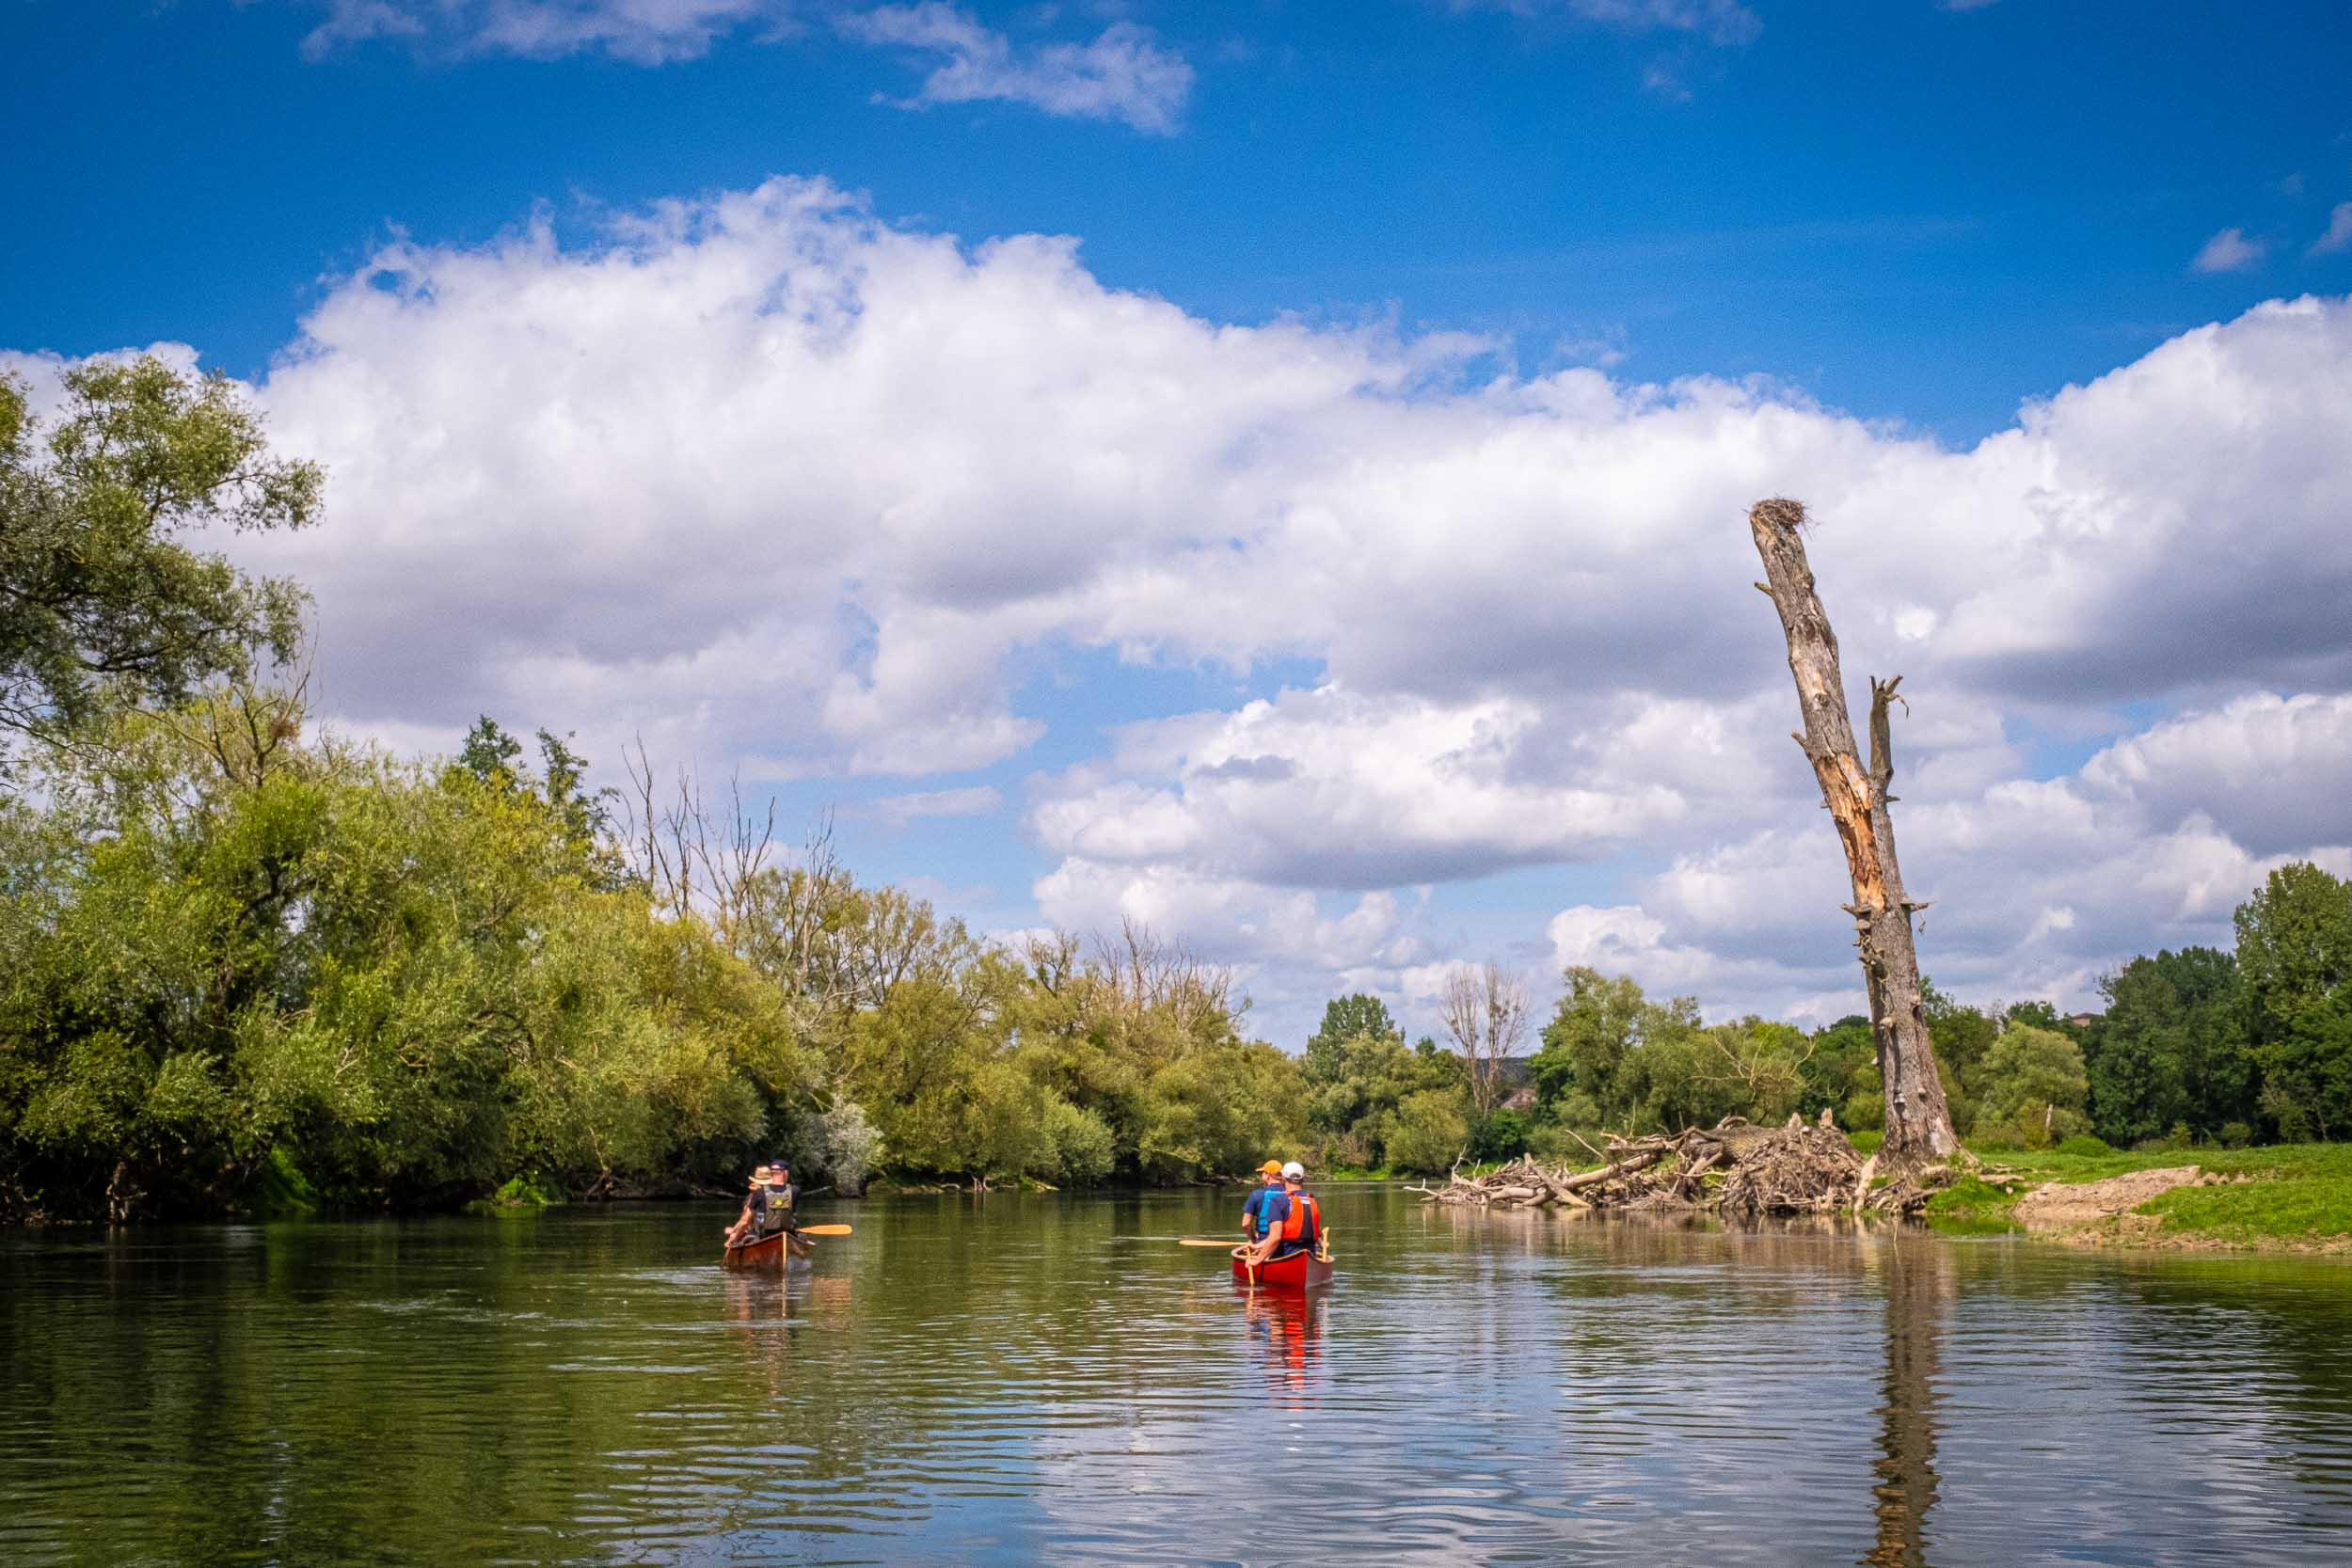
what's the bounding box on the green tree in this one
[1972,1023,2090,1146]
[2086,947,2251,1146]
[1528,967,1703,1132]
[2234,863,2352,1141]
[1304,992,1400,1084]
[1921,978,1997,1133]
[1383,1088,1471,1173]
[1802,1016,1881,1129]
[1,358,319,758]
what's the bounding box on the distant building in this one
[2065,1012,2100,1030]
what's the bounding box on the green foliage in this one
[0,358,319,758]
[2085,946,2252,1145]
[1469,1106,1531,1162]
[1382,1088,1471,1174]
[1970,1023,2090,1148]
[0,694,806,1218]
[2055,1133,2113,1157]
[1849,1129,1883,1156]
[2234,863,2352,1141]
[1298,1005,1459,1169]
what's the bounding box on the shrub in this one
[1382,1089,1470,1174]
[2217,1121,2254,1149]
[1470,1107,1532,1162]
[2054,1133,2114,1157]
[1849,1130,1883,1156]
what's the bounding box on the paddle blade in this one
[796,1224,853,1236]
[1178,1237,1246,1247]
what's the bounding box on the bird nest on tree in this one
[1410,1112,1977,1218]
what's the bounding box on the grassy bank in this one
[1927,1143,2352,1249]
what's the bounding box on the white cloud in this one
[2192,227,2265,274]
[296,0,793,64]
[2078,692,2352,855]
[1027,685,1689,890]
[2311,201,2352,259]
[838,4,1192,134]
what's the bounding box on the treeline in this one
[1284,858,2350,1170]
[0,695,1316,1219]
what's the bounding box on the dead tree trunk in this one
[1748,498,1961,1167]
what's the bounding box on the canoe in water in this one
[1231,1246,1333,1290]
[724,1228,813,1267]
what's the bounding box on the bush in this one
[2054,1133,2114,1157]
[2133,1123,2196,1154]
[1849,1130,1883,1156]
[1042,1096,1115,1184]
[1382,1089,1470,1174]
[1469,1107,1531,1162]
[2217,1121,2254,1149]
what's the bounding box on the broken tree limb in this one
[1747,499,1963,1169]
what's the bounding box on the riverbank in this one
[1928,1142,2352,1252]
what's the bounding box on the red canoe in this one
[1231,1245,1334,1290]
[723,1229,813,1267]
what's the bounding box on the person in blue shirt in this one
[1240,1159,1285,1242]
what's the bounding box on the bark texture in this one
[1748,498,1962,1167]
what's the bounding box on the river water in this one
[5,1186,2350,1566]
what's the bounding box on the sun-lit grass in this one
[1925,1143,2352,1244]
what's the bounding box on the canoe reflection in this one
[1240,1287,1326,1407]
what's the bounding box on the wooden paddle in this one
[1177,1236,1249,1247]
[794,1224,853,1236]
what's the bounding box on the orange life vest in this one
[1279,1189,1321,1246]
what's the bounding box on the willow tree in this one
[1748,498,1960,1166]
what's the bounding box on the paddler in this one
[1246,1162,1323,1266]
[1240,1158,1284,1243]
[723,1164,773,1246]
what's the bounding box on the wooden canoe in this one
[1230,1245,1333,1290]
[723,1228,814,1267]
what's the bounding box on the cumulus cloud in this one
[1028,685,1689,890]
[295,0,793,64]
[837,4,1192,134]
[30,177,2352,1033]
[2192,227,2265,273]
[2312,201,2352,259]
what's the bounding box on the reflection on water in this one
[4,1189,2350,1566]
[1864,1234,1948,1568]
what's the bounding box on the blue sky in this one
[7,0,2352,1042]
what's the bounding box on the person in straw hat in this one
[723,1164,773,1246]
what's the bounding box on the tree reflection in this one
[1863,1232,1951,1568]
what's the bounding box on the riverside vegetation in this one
[4,359,2349,1247]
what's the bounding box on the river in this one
[5,1186,2350,1566]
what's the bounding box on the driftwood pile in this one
[1411,1111,1979,1218]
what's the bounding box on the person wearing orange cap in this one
[1240,1159,1285,1244]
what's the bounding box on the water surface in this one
[6,1187,2350,1566]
